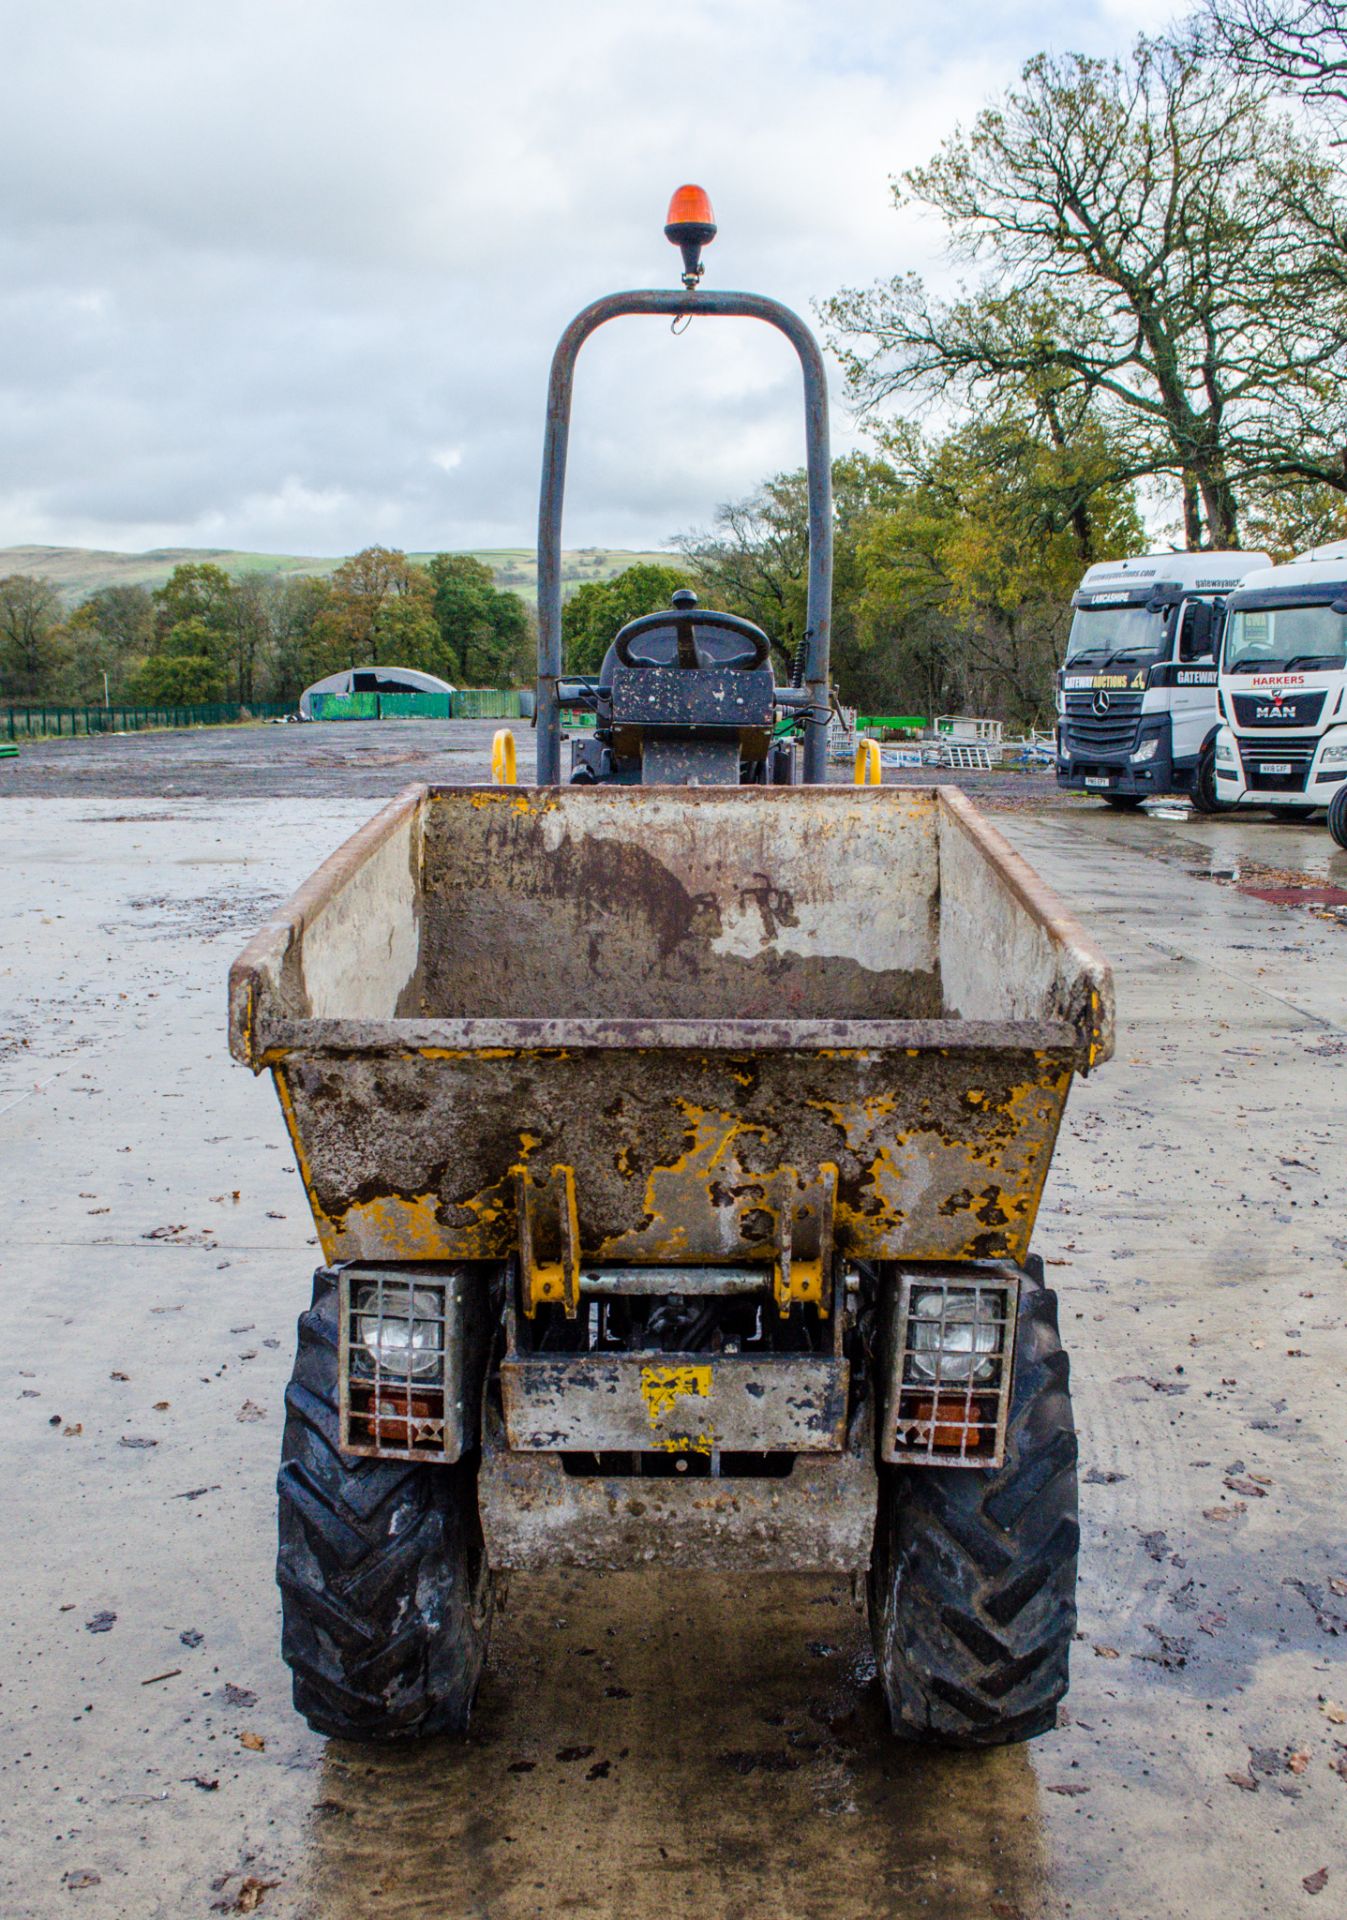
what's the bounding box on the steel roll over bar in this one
[535,286,834,784]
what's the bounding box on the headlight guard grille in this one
[881,1266,1020,1468]
[337,1265,480,1462]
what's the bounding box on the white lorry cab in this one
[1214,541,1347,826]
[1056,551,1270,812]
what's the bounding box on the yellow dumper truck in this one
[230,188,1113,1748]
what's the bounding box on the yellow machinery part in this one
[491,727,518,785]
[854,738,881,785]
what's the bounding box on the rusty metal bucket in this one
[230,782,1113,1276]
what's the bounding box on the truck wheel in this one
[1329,784,1347,850]
[276,1269,492,1741]
[1103,794,1145,811]
[1190,746,1222,815]
[868,1262,1078,1747]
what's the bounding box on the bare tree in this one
[824,39,1347,549]
[1201,1,1347,130]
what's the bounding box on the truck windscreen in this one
[1065,605,1165,664]
[1224,604,1347,674]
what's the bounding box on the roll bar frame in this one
[535,288,833,784]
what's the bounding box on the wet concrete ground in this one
[0,716,1063,807]
[2,728,1346,1918]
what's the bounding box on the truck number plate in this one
[1084,776,1110,789]
[1258,762,1292,775]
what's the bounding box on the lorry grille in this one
[1237,734,1317,793]
[1060,691,1142,757]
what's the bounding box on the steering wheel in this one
[613,590,771,671]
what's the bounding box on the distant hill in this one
[0,543,676,605]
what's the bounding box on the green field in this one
[0,543,675,605]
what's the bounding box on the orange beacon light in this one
[664,184,717,287]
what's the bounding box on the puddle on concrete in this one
[1186,861,1347,919]
[297,1569,1056,1920]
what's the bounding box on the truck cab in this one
[1213,540,1347,815]
[1056,552,1270,811]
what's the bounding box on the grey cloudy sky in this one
[2,0,1173,559]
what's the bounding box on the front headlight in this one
[907,1287,1003,1384]
[1319,736,1347,768]
[1215,736,1237,768]
[1131,736,1159,765]
[354,1283,444,1380]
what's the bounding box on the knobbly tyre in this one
[228,188,1115,1749]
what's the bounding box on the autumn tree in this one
[824,38,1347,549]
[61,585,155,703]
[561,563,696,675]
[126,651,226,705]
[0,575,65,699]
[676,457,909,696]
[312,547,439,670]
[425,554,532,684]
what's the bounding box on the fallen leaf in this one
[180,1629,204,1648]
[235,1401,266,1424]
[62,1869,101,1889]
[1288,1750,1310,1775]
[1093,1644,1120,1659]
[1046,1782,1090,1795]
[63,1423,83,1437]
[239,1730,265,1751]
[222,1682,257,1708]
[119,1435,158,1449]
[1303,1867,1328,1895]
[153,1401,170,1411]
[1197,1611,1228,1635]
[85,1610,116,1634]
[1330,1576,1347,1598]
[1321,1701,1347,1726]
[1225,1769,1259,1792]
[1332,1754,1347,1782]
[187,1774,219,1790]
[232,1877,280,1913]
[1203,1502,1247,1523]
[110,1371,129,1381]
[1224,1476,1267,1498]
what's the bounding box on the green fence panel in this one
[450,689,523,719]
[3,700,294,737]
[378,692,453,718]
[310,692,378,721]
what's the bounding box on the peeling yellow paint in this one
[651,1430,715,1455]
[640,1364,712,1423]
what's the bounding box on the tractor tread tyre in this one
[1329,783,1347,850]
[868,1262,1078,1748]
[276,1269,491,1742]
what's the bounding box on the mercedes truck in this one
[1212,540,1347,839]
[1056,551,1271,812]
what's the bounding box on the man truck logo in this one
[1255,691,1294,721]
[1092,689,1112,716]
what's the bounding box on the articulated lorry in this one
[1212,541,1347,843]
[1056,552,1270,812]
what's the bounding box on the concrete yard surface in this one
[1,733,1345,1919]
